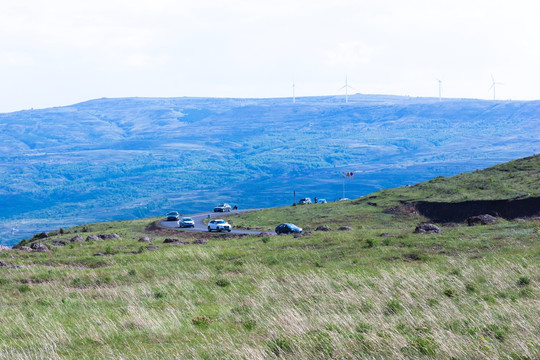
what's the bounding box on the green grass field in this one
[0,155,538,359]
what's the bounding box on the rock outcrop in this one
[70,235,84,243]
[414,223,443,234]
[315,225,331,231]
[138,237,154,242]
[100,233,121,240]
[30,243,50,252]
[467,214,497,226]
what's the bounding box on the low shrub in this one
[268,337,293,356]
[216,279,231,287]
[444,288,457,298]
[385,300,403,315]
[192,315,212,327]
[242,319,256,330]
[18,284,31,293]
[154,290,167,299]
[517,276,530,287]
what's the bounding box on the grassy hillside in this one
[0,157,539,359]
[2,95,539,245]
[229,154,540,231]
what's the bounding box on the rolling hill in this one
[1,94,539,245]
[1,155,538,359]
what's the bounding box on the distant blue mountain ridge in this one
[1,94,539,245]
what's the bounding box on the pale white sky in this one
[1,0,539,112]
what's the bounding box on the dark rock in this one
[146,246,160,250]
[192,239,207,245]
[467,214,497,226]
[86,235,101,241]
[383,206,401,215]
[163,239,189,245]
[338,226,353,231]
[379,233,396,237]
[138,237,154,242]
[414,223,443,234]
[0,245,10,251]
[93,252,105,256]
[441,222,460,227]
[51,240,67,247]
[34,232,48,239]
[70,235,84,243]
[19,246,32,252]
[367,202,378,206]
[12,265,26,269]
[0,261,8,267]
[100,233,121,240]
[403,252,423,261]
[30,242,50,252]
[315,225,331,231]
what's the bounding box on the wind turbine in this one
[489,74,504,100]
[437,79,442,101]
[338,75,355,103]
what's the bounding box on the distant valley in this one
[1,94,539,245]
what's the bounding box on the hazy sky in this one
[1,0,539,112]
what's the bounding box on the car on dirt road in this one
[275,223,303,234]
[208,219,232,232]
[179,217,195,228]
[214,203,232,212]
[298,198,312,205]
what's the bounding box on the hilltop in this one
[1,155,538,359]
[1,94,539,245]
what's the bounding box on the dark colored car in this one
[275,223,303,234]
[166,211,180,221]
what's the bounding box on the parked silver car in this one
[214,203,232,212]
[179,217,195,228]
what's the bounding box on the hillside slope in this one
[229,154,540,231]
[1,95,539,245]
[1,156,538,359]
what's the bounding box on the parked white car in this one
[208,219,232,232]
